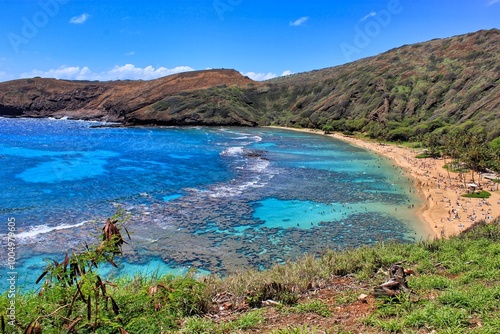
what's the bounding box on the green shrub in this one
[461,191,491,198]
[387,127,411,141]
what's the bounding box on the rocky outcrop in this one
[0,69,259,124]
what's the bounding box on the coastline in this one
[267,126,500,239]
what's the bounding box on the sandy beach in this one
[268,126,500,239]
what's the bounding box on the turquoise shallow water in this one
[0,118,425,291]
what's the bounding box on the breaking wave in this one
[9,221,90,240]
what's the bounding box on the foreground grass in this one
[2,219,500,333]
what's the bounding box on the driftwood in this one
[374,264,410,299]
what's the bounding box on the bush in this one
[387,127,411,141]
[322,125,333,134]
[489,137,500,150]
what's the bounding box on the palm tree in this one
[441,133,453,181]
[490,146,500,190]
[422,132,441,157]
[462,132,490,187]
[447,130,468,187]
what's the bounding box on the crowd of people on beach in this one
[289,130,499,239]
[360,140,500,238]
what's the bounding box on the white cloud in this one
[69,13,90,24]
[106,64,194,80]
[18,65,290,82]
[360,12,377,22]
[23,66,92,80]
[243,70,294,81]
[290,16,309,27]
[243,72,277,81]
[487,0,500,5]
[125,51,135,56]
[20,64,195,81]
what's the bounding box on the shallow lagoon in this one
[0,118,424,290]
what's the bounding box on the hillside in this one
[260,29,500,142]
[1,29,499,141]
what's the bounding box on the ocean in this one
[0,117,425,291]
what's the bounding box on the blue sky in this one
[0,0,499,82]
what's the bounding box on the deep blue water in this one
[0,118,426,291]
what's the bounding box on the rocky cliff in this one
[0,69,260,125]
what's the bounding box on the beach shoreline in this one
[267,126,500,239]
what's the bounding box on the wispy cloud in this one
[69,13,90,24]
[125,51,135,56]
[20,64,195,81]
[360,12,377,22]
[487,0,500,5]
[290,16,309,27]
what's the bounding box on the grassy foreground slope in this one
[2,218,500,333]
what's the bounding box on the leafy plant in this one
[26,210,132,333]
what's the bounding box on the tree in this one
[421,132,441,157]
[441,133,454,181]
[462,132,490,186]
[489,145,500,190]
[322,124,333,134]
[447,129,470,187]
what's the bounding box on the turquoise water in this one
[0,118,425,291]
